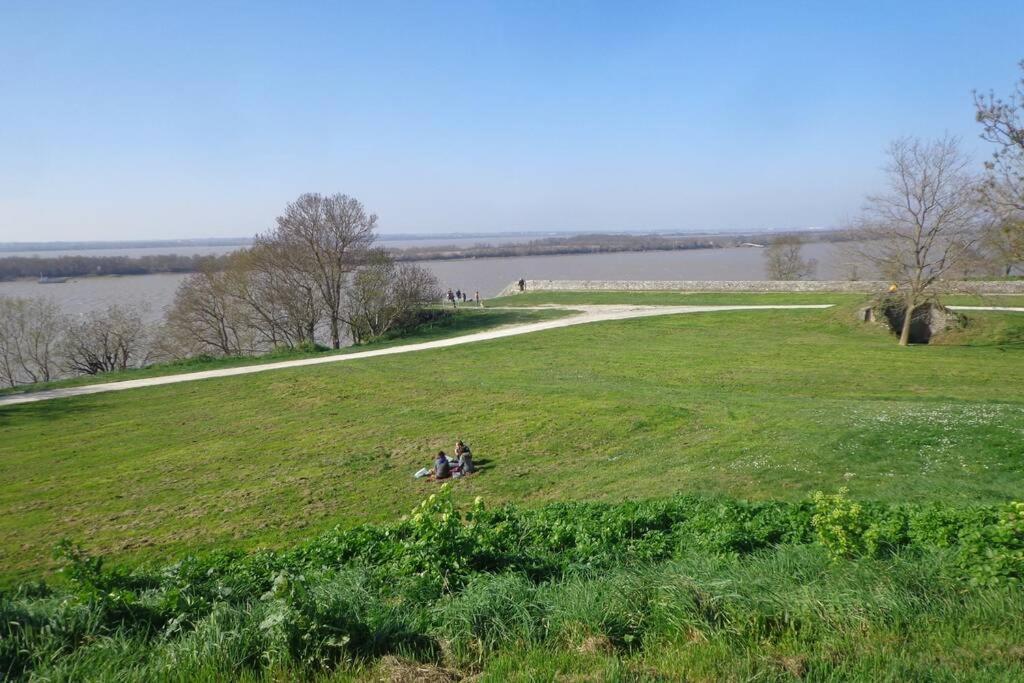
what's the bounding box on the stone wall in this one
[497,279,1024,297]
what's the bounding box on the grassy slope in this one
[0,307,570,396]
[2,295,1023,583]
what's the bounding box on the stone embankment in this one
[497,279,1024,297]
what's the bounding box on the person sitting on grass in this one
[454,439,475,473]
[434,450,451,479]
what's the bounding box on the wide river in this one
[0,242,849,321]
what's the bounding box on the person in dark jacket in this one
[434,451,451,479]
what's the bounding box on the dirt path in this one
[0,304,834,406]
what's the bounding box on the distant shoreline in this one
[0,230,851,281]
[0,228,836,254]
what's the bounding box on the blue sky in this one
[1,1,1022,241]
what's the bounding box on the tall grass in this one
[2,490,1022,680]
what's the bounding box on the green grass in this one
[3,488,1022,681]
[0,306,571,396]
[1,294,1023,584]
[489,290,870,306]
[467,549,1024,682]
[488,289,1024,307]
[13,549,1024,681]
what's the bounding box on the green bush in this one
[3,490,1022,680]
[958,502,1024,586]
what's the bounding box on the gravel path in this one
[0,304,831,406]
[947,306,1024,312]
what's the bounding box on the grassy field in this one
[487,289,1024,307]
[2,292,1022,585]
[2,290,1023,680]
[0,306,571,396]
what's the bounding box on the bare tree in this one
[62,305,149,375]
[238,240,323,347]
[0,296,64,386]
[981,218,1024,276]
[264,193,377,349]
[849,136,984,345]
[975,60,1024,214]
[975,61,1024,275]
[763,234,817,280]
[0,300,16,387]
[343,251,441,343]
[164,266,252,357]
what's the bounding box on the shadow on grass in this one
[0,397,98,427]
[946,317,1024,350]
[366,307,568,347]
[353,628,441,662]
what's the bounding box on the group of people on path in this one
[415,439,476,480]
[447,289,482,308]
[444,278,526,307]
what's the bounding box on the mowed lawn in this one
[2,295,1023,583]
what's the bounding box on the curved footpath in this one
[1,303,1020,407]
[0,304,826,406]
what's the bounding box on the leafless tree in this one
[981,218,1024,276]
[239,239,323,347]
[848,136,984,345]
[61,305,149,375]
[343,251,442,343]
[164,266,252,357]
[263,193,377,348]
[763,234,817,280]
[0,296,65,386]
[975,61,1024,213]
[160,194,436,359]
[975,61,1024,275]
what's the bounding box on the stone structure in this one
[876,300,963,344]
[497,279,1024,297]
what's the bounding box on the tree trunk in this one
[899,299,915,346]
[330,316,341,349]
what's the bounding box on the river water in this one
[0,242,849,321]
[0,235,556,258]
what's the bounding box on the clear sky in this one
[1,1,1022,241]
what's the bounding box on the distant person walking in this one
[475,290,482,307]
[447,289,457,308]
[518,278,526,292]
[455,288,462,302]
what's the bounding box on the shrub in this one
[958,502,1024,585]
[6,490,1022,679]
